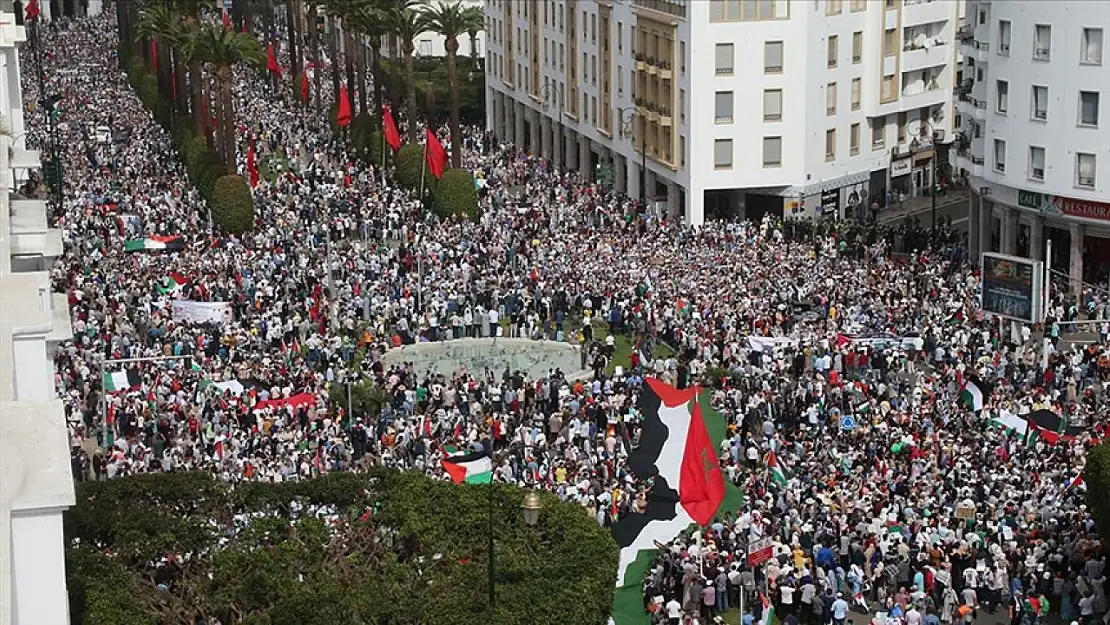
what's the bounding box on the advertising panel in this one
[980,253,1044,324]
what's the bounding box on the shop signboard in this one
[890,158,912,177]
[980,252,1044,324]
[821,189,840,217]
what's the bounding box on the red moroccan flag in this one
[222,10,232,30]
[336,85,352,127]
[300,70,310,103]
[25,0,40,20]
[247,137,260,188]
[151,40,158,72]
[266,43,282,77]
[424,129,448,180]
[382,105,401,152]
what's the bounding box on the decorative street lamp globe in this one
[521,490,543,526]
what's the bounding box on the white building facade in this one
[0,4,76,625]
[484,0,961,225]
[955,0,1110,296]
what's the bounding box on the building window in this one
[881,75,897,102]
[1034,24,1051,61]
[998,20,1011,55]
[1031,85,1048,121]
[1082,28,1103,65]
[897,112,908,144]
[851,78,861,110]
[763,89,783,121]
[1029,146,1046,181]
[765,41,784,74]
[715,91,734,123]
[714,139,733,169]
[850,123,860,155]
[763,136,782,167]
[996,80,1009,114]
[871,116,885,148]
[715,43,734,75]
[1077,153,1096,187]
[680,41,686,74]
[827,35,838,68]
[852,31,862,64]
[826,82,838,116]
[710,0,781,22]
[1079,91,1100,126]
[883,28,896,57]
[825,129,836,161]
[826,0,842,16]
[993,139,1006,173]
[418,39,433,56]
[850,0,866,12]
[680,89,686,123]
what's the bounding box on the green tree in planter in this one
[209,175,255,234]
[432,168,479,220]
[354,129,387,168]
[393,143,427,192]
[328,379,388,424]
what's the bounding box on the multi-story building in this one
[484,0,961,225]
[411,0,485,58]
[955,0,1110,296]
[0,4,75,625]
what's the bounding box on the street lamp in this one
[521,490,543,526]
[488,481,545,615]
[539,82,562,166]
[618,107,646,209]
[909,118,942,240]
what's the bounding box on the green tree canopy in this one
[1086,442,1110,539]
[432,168,479,220]
[66,470,618,625]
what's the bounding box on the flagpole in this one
[420,136,428,197]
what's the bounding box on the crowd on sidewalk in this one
[21,11,1110,625]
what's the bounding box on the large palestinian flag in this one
[611,378,726,586]
[959,376,991,412]
[125,236,186,252]
[441,449,493,484]
[102,369,141,393]
[1024,409,1083,445]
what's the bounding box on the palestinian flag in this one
[1024,409,1083,445]
[441,450,493,484]
[766,449,790,487]
[1066,471,1084,490]
[991,409,1030,438]
[611,378,725,586]
[959,376,991,412]
[125,236,186,252]
[759,592,775,625]
[1024,596,1050,618]
[103,369,141,393]
[155,272,190,295]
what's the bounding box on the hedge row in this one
[123,53,254,235]
[65,470,618,625]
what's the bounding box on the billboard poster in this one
[980,253,1043,324]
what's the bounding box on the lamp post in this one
[618,107,645,209]
[488,478,544,617]
[539,82,562,167]
[909,118,940,240]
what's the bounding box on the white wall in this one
[10,511,69,625]
[979,1,1110,203]
[11,335,50,401]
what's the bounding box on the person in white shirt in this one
[666,597,683,624]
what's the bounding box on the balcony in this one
[658,60,672,80]
[635,54,647,72]
[902,40,949,71]
[973,40,990,62]
[9,199,63,265]
[957,24,975,42]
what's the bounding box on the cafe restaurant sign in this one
[1017,190,1110,222]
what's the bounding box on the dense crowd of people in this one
[21,9,1109,625]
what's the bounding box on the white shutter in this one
[714,139,733,168]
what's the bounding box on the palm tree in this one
[462,4,482,69]
[387,0,431,143]
[135,4,180,107]
[422,1,481,168]
[284,0,302,84]
[187,24,265,173]
[348,0,388,117]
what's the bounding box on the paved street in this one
[875,191,972,232]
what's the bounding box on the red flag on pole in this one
[336,85,352,127]
[383,105,401,152]
[151,40,158,72]
[424,129,448,180]
[25,0,40,20]
[266,43,282,77]
[300,70,310,103]
[247,137,260,188]
[222,9,232,30]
